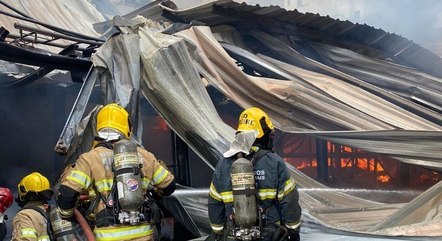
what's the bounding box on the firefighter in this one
[12,172,53,241]
[0,187,13,240]
[56,103,176,241]
[208,107,301,241]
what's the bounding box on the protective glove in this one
[57,206,75,221]
[287,228,300,241]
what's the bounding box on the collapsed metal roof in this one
[160,0,442,78]
[72,1,441,237]
[0,0,441,240]
[85,19,441,238]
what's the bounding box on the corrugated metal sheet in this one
[93,0,171,33]
[161,0,442,77]
[0,0,103,42]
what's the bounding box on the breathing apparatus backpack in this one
[48,206,78,241]
[94,139,152,227]
[230,149,278,240]
[112,139,152,225]
[230,156,262,240]
[22,205,77,241]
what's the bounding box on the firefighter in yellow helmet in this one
[56,103,176,241]
[12,172,53,241]
[208,107,301,241]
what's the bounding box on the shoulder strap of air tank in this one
[86,185,101,215]
[95,142,113,150]
[92,181,118,227]
[21,205,49,220]
[91,180,113,209]
[21,206,53,239]
[249,149,271,165]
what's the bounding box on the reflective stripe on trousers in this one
[94,224,153,241]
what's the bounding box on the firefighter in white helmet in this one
[56,103,175,241]
[12,172,53,241]
[208,107,301,241]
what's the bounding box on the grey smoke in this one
[246,0,442,49]
[355,0,442,47]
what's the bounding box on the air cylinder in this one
[49,208,76,241]
[231,157,257,229]
[113,139,144,211]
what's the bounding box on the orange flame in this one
[377,175,390,183]
[296,161,309,169]
[312,160,318,167]
[357,159,368,170]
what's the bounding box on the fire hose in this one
[74,209,95,241]
[75,195,95,241]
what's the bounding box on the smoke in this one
[0,73,75,239]
[246,0,442,51]
[90,0,156,17]
[94,0,442,50]
[358,0,442,47]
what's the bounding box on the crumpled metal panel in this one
[0,0,104,52]
[54,67,98,155]
[92,30,144,144]
[309,43,442,112]
[160,0,442,77]
[138,24,235,169]
[57,26,144,161]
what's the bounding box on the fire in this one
[377,175,390,183]
[152,116,168,132]
[296,161,309,169]
[343,146,352,152]
[281,137,441,188]
[357,159,368,170]
[375,162,384,172]
[339,158,385,172]
[340,159,351,167]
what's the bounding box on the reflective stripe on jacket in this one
[12,202,50,241]
[208,149,302,232]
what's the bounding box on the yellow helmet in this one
[237,107,274,138]
[96,103,131,139]
[17,172,51,201]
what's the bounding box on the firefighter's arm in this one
[208,182,226,235]
[208,163,226,235]
[149,156,175,198]
[12,212,38,241]
[276,158,301,234]
[57,156,92,219]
